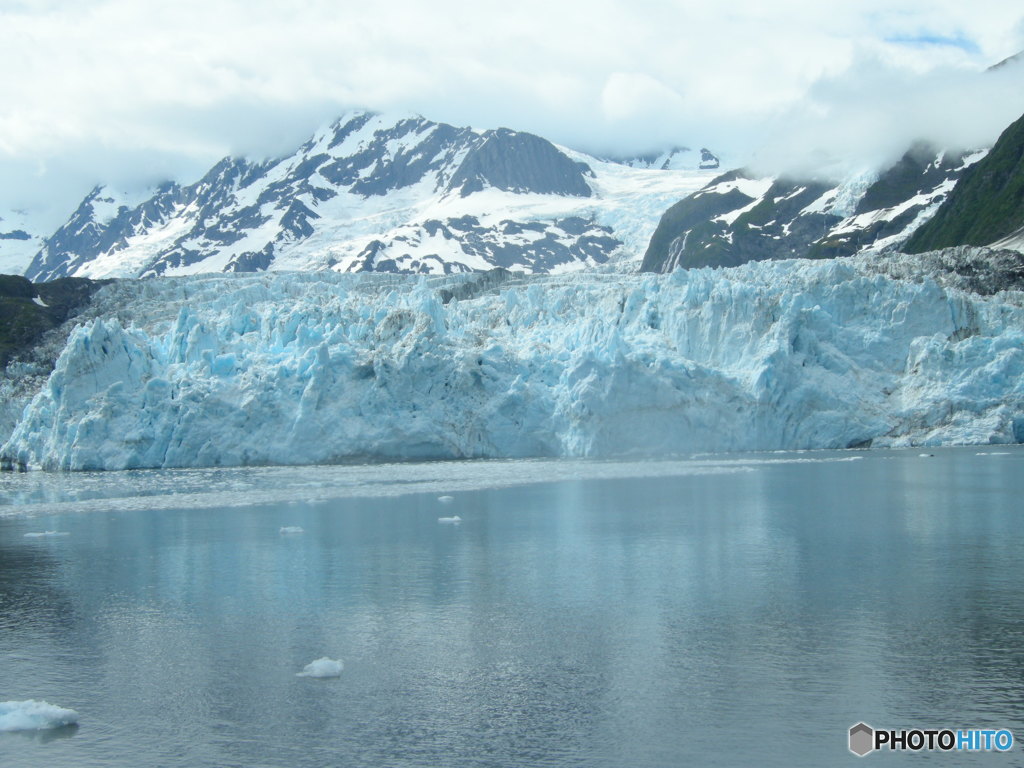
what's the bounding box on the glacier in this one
[2,248,1023,470]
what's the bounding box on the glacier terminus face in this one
[2,249,1023,470]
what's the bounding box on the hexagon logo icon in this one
[849,722,874,757]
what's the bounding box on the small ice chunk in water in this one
[296,657,344,678]
[24,531,69,538]
[918,453,934,458]
[0,700,79,731]
[437,495,454,504]
[438,516,461,524]
[279,526,305,534]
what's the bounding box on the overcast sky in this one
[1,0,1023,229]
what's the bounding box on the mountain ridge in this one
[26,112,719,281]
[639,143,990,273]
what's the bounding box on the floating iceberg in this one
[23,531,69,538]
[296,658,344,678]
[2,249,1023,470]
[438,516,462,524]
[279,526,305,534]
[0,700,79,731]
[437,495,455,504]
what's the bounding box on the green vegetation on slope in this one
[904,112,1024,253]
[0,274,109,367]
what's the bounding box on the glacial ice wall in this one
[3,251,1023,470]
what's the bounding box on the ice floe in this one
[0,700,79,731]
[296,658,344,678]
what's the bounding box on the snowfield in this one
[2,248,1023,470]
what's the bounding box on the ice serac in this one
[24,112,719,280]
[3,249,1023,470]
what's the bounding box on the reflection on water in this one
[4,724,80,746]
[1,447,1023,767]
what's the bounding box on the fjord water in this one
[1,447,1023,767]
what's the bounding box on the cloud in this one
[0,0,1022,229]
[750,52,1024,179]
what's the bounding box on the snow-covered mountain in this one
[640,143,988,272]
[4,247,1023,470]
[0,209,46,275]
[25,112,720,281]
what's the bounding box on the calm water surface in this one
[1,447,1023,767]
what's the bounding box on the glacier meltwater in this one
[3,251,1023,470]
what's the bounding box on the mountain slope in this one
[0,275,108,368]
[640,144,985,272]
[26,113,719,281]
[903,112,1024,253]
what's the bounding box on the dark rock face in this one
[641,142,984,273]
[641,172,839,271]
[316,118,474,196]
[903,112,1024,253]
[640,171,755,272]
[699,149,720,169]
[446,129,593,198]
[855,143,965,213]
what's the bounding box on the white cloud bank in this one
[0,0,1022,229]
